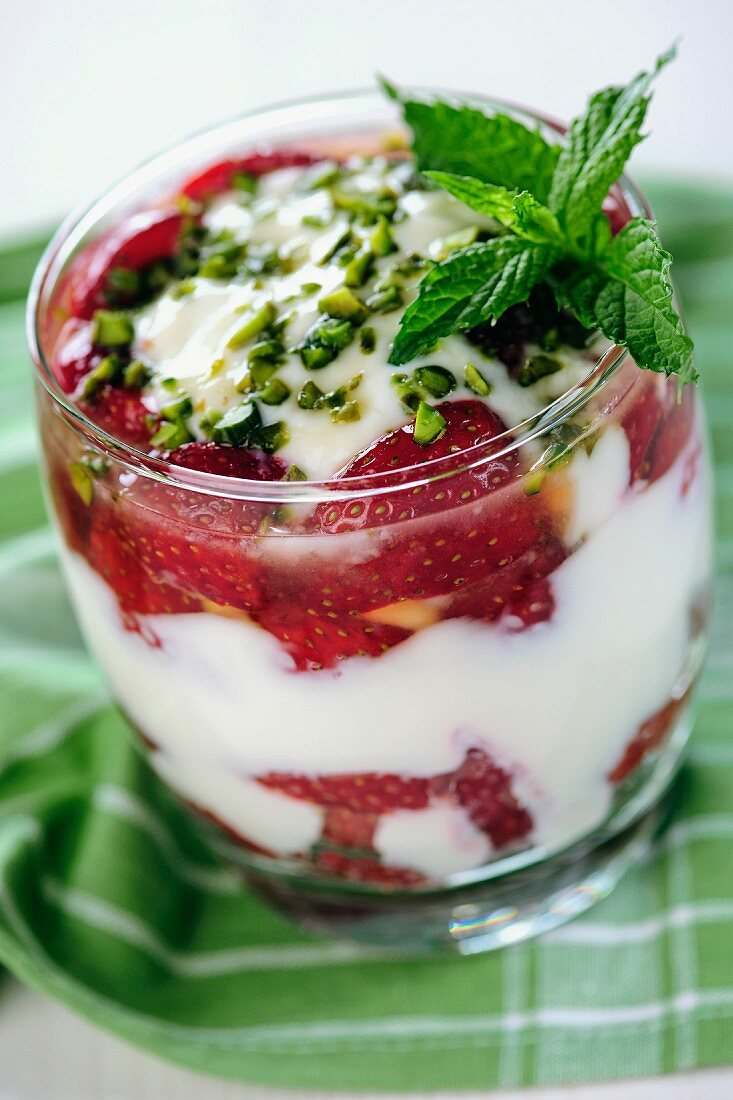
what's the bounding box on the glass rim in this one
[27,86,651,504]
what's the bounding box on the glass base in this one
[243,771,685,955]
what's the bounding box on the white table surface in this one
[0,979,728,1099]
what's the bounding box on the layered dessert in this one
[34,78,711,892]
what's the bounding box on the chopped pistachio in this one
[172,278,196,300]
[226,301,277,350]
[300,281,322,297]
[298,381,326,409]
[318,286,367,323]
[260,377,291,406]
[208,357,226,378]
[325,373,363,409]
[232,172,257,195]
[524,469,546,496]
[391,372,422,413]
[359,326,377,354]
[301,160,340,191]
[369,216,396,257]
[253,421,290,454]
[250,359,279,388]
[92,310,134,347]
[211,402,261,446]
[150,420,194,450]
[518,354,563,387]
[298,317,354,369]
[437,225,479,258]
[312,223,352,266]
[198,408,223,435]
[160,394,193,422]
[81,354,123,398]
[344,247,375,287]
[105,267,140,298]
[69,462,94,506]
[365,285,403,313]
[283,464,307,481]
[414,365,456,399]
[199,254,238,279]
[330,400,361,423]
[464,362,492,397]
[413,401,447,446]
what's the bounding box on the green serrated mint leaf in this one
[384,81,559,201]
[548,46,675,246]
[389,238,555,366]
[426,172,565,247]
[552,216,696,384]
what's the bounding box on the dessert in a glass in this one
[28,62,713,950]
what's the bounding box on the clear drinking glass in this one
[27,92,713,952]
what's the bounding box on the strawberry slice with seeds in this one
[622,377,664,484]
[84,443,286,616]
[69,208,184,319]
[258,770,430,812]
[51,318,103,394]
[443,542,566,631]
[646,383,695,484]
[167,440,285,480]
[181,150,317,202]
[302,400,562,611]
[431,748,533,849]
[609,693,688,784]
[79,386,157,449]
[322,807,379,850]
[254,602,411,670]
[89,522,202,629]
[314,850,425,889]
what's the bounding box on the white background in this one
[2,0,733,237]
[1,1,732,1096]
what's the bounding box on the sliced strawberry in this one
[181,150,317,202]
[321,400,513,533]
[646,384,695,484]
[442,542,565,631]
[79,386,157,449]
[322,807,378,850]
[89,522,202,640]
[69,208,184,319]
[622,377,664,484]
[431,748,533,850]
[51,318,102,394]
[166,440,285,480]
[609,694,688,784]
[254,601,411,670]
[258,770,430,812]
[280,399,563,616]
[314,850,425,889]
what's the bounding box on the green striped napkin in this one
[0,181,731,1090]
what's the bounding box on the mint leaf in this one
[383,80,559,201]
[389,238,555,366]
[548,46,675,245]
[553,217,696,383]
[426,172,564,246]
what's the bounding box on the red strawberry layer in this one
[78,387,157,450]
[181,150,317,202]
[609,693,688,784]
[259,746,534,865]
[261,401,563,622]
[69,208,185,319]
[622,375,695,486]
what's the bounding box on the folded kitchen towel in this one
[0,180,731,1091]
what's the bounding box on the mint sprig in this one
[379,77,559,201]
[384,47,697,385]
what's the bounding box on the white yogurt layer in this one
[134,160,600,479]
[59,429,712,877]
